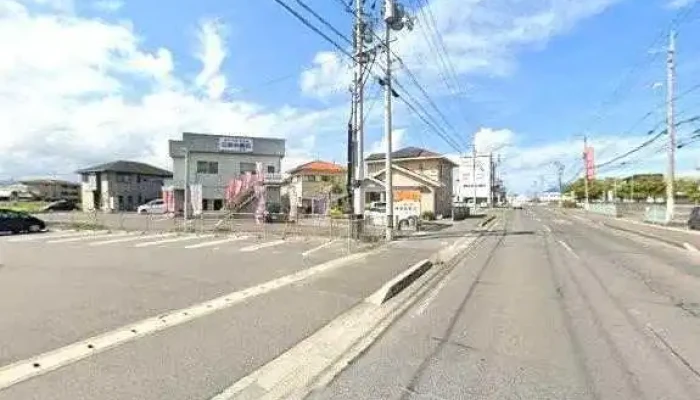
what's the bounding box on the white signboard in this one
[458,155,492,201]
[219,137,253,153]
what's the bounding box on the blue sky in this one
[1,0,699,193]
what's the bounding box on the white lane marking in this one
[240,240,286,252]
[0,251,369,391]
[570,214,588,223]
[151,216,172,222]
[413,275,449,317]
[184,236,250,249]
[134,234,214,248]
[558,240,579,259]
[90,233,176,246]
[543,225,552,233]
[46,232,126,244]
[302,240,338,257]
[683,242,700,253]
[6,231,87,242]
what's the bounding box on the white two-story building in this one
[166,132,285,213]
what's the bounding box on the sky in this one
[1,0,700,194]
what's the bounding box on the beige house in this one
[0,179,80,202]
[285,161,346,214]
[365,147,456,218]
[77,160,172,212]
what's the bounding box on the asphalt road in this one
[0,217,485,400]
[310,206,700,399]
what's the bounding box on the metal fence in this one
[37,211,413,241]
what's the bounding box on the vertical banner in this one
[190,184,203,216]
[585,147,595,180]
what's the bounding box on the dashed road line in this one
[90,233,177,246]
[558,240,579,258]
[184,236,250,249]
[134,234,214,248]
[240,240,286,252]
[46,232,127,244]
[302,240,338,257]
[0,251,369,391]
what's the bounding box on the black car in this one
[688,207,700,230]
[264,203,287,223]
[0,209,46,234]
[41,199,79,212]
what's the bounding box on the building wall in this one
[80,172,166,212]
[172,152,282,200]
[22,181,80,202]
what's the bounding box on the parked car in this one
[0,209,46,234]
[41,199,79,212]
[688,207,700,230]
[264,203,287,223]
[137,199,166,214]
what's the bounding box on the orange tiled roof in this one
[288,161,345,174]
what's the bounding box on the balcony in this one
[262,173,284,185]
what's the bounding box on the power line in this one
[271,0,355,60]
[292,0,352,45]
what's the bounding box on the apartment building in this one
[166,132,285,213]
[365,146,456,218]
[77,160,172,212]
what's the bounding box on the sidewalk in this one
[562,208,700,250]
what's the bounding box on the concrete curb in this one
[365,260,433,305]
[212,216,501,400]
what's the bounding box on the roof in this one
[288,161,346,175]
[366,146,455,165]
[76,160,173,177]
[19,179,79,186]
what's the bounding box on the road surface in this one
[0,217,483,400]
[311,206,700,399]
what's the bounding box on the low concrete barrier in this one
[365,260,433,305]
[587,203,619,217]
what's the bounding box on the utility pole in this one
[631,175,635,202]
[554,161,564,207]
[666,30,677,223]
[384,15,394,241]
[583,135,590,208]
[352,0,366,235]
[471,146,477,209]
[382,0,411,241]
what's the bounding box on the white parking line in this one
[543,225,552,233]
[134,234,214,248]
[240,240,286,252]
[558,240,579,258]
[683,242,700,253]
[46,232,126,244]
[90,233,176,246]
[0,251,370,391]
[302,240,338,257]
[184,236,250,249]
[6,231,90,243]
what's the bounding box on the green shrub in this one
[421,211,436,221]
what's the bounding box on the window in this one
[240,162,257,174]
[214,199,223,211]
[321,176,331,182]
[267,165,275,173]
[202,199,209,211]
[305,175,317,182]
[116,174,131,183]
[197,161,219,174]
[81,175,89,183]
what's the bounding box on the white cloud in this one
[667,0,697,9]
[194,18,227,100]
[92,0,123,13]
[369,129,406,154]
[0,1,342,180]
[473,127,515,153]
[300,51,352,99]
